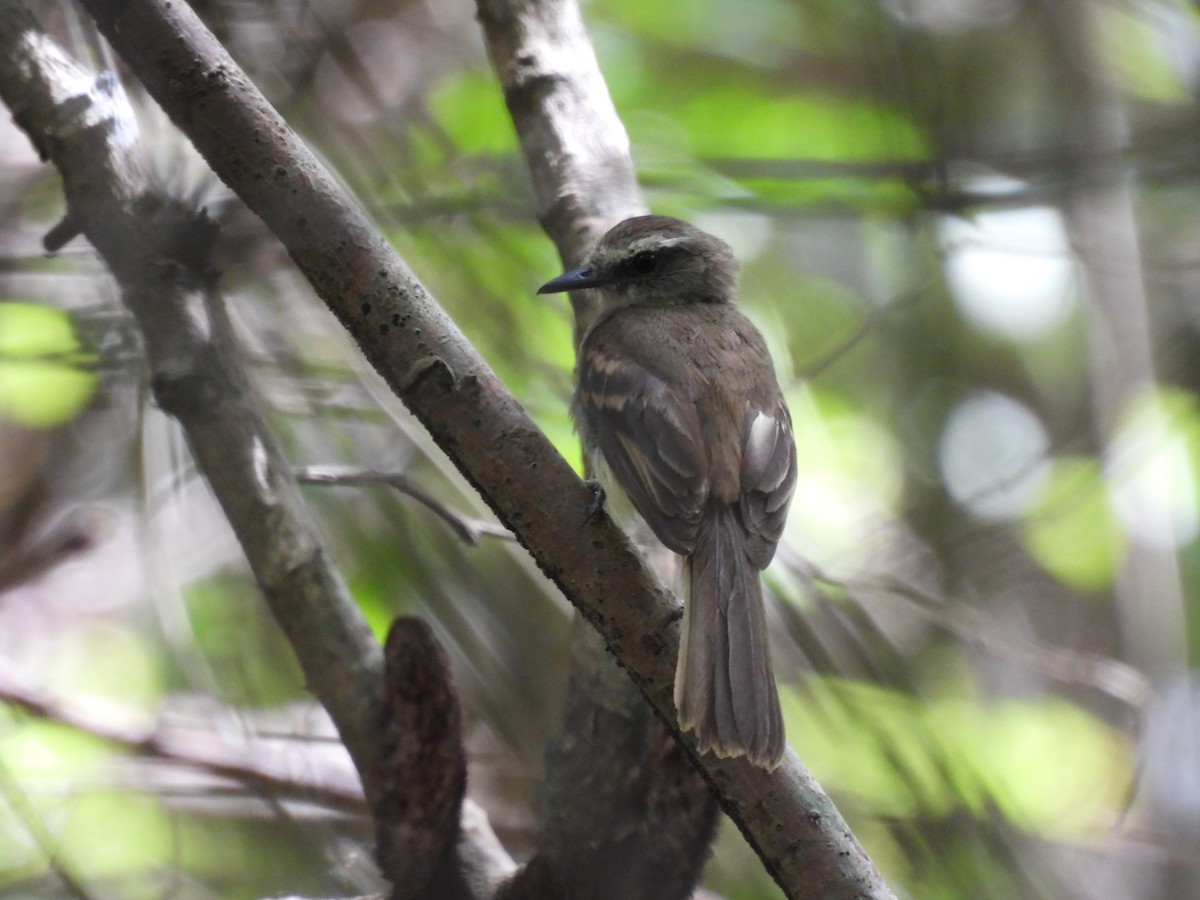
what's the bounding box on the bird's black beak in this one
[537,265,609,295]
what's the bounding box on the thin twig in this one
[295,465,514,545]
[0,680,366,814]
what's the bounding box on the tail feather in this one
[674,505,784,769]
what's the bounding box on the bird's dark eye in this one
[629,251,658,275]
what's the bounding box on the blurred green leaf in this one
[1109,386,1200,548]
[0,302,97,428]
[50,624,163,710]
[0,723,108,886]
[1095,3,1190,103]
[1023,457,1125,591]
[784,677,1133,833]
[0,720,108,788]
[59,792,171,886]
[349,570,393,642]
[963,697,1131,836]
[184,575,305,706]
[681,89,929,162]
[0,302,80,358]
[429,70,518,156]
[594,0,895,64]
[781,385,904,567]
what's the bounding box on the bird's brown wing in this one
[575,340,709,556]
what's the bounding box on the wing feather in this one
[576,349,708,555]
[739,403,797,568]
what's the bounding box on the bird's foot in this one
[581,479,606,526]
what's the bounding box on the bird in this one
[538,215,797,769]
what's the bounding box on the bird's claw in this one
[581,479,606,526]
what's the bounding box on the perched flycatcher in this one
[539,215,797,769]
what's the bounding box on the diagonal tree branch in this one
[69,0,895,895]
[295,465,516,545]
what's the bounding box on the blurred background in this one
[2,0,1200,896]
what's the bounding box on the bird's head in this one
[538,215,739,311]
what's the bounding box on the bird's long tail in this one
[675,504,785,769]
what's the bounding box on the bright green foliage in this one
[1024,457,1125,591]
[0,722,109,799]
[784,676,1132,833]
[46,623,163,710]
[51,793,172,889]
[183,575,305,707]
[429,71,519,156]
[681,89,929,162]
[1094,2,1192,103]
[0,302,96,427]
[782,384,905,567]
